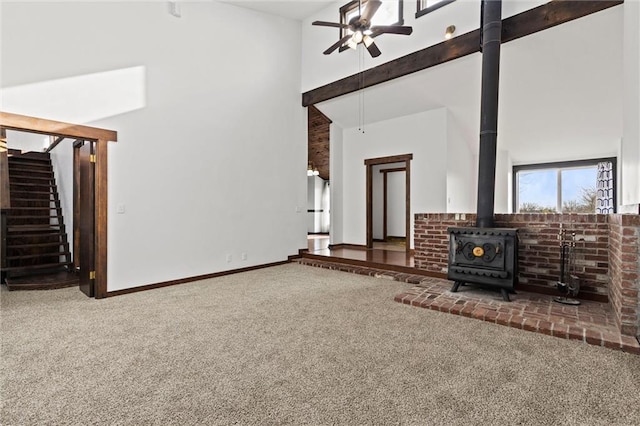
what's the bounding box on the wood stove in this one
[446,1,519,301]
[447,227,518,301]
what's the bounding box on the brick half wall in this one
[608,214,640,336]
[414,213,640,336]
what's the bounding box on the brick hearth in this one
[296,258,640,355]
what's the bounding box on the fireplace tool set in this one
[554,225,581,305]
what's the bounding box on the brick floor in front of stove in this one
[296,258,640,355]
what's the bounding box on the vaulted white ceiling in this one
[222,0,333,21]
[315,5,623,163]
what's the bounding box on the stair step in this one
[6,251,71,261]
[7,215,57,220]
[9,155,51,162]
[9,173,53,181]
[9,191,54,196]
[2,262,73,274]
[8,241,66,249]
[10,182,55,187]
[8,160,51,169]
[10,198,59,203]
[7,225,63,232]
[8,166,53,174]
[5,271,79,291]
[7,206,61,211]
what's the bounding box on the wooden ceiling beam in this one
[0,111,117,142]
[302,0,623,107]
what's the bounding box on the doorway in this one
[365,154,412,255]
[0,112,116,298]
[372,164,406,250]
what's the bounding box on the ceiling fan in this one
[312,0,413,58]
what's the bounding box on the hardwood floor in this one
[305,235,421,274]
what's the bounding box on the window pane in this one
[517,169,557,212]
[561,167,597,213]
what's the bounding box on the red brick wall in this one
[608,214,640,336]
[414,213,640,336]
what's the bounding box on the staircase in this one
[2,151,76,289]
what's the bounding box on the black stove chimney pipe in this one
[476,0,502,228]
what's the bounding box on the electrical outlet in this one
[241,253,247,261]
[226,254,232,263]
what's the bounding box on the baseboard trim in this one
[105,259,292,298]
[327,243,368,250]
[288,248,309,261]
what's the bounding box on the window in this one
[513,158,616,214]
[338,0,403,51]
[416,0,455,19]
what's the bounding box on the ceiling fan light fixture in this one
[313,168,320,176]
[352,30,363,44]
[307,162,314,176]
[347,38,358,50]
[363,34,374,47]
[445,25,456,40]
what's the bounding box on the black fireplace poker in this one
[476,0,502,229]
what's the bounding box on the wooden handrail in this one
[45,136,67,153]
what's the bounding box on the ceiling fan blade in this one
[361,0,382,23]
[312,20,350,29]
[323,34,353,55]
[370,25,413,35]
[365,40,381,58]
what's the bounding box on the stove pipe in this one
[476,0,502,228]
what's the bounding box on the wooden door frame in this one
[0,112,117,298]
[364,154,412,254]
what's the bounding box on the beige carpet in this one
[1,263,639,425]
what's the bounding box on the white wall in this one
[307,175,326,233]
[622,0,640,208]
[48,141,75,258]
[445,109,476,213]
[1,2,307,291]
[301,0,548,91]
[320,180,330,233]
[386,170,405,237]
[5,131,47,153]
[341,108,447,248]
